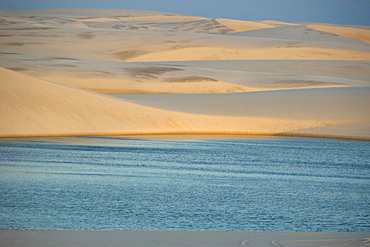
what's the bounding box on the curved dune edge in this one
[0,68,367,141]
[1,17,30,23]
[260,20,298,26]
[40,75,252,94]
[308,24,370,43]
[76,17,119,22]
[278,123,370,141]
[117,15,208,22]
[216,18,273,32]
[126,46,370,62]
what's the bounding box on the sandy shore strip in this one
[0,230,369,247]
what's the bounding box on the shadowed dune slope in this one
[113,87,370,121]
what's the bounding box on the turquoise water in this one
[0,136,369,231]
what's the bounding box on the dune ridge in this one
[308,24,370,43]
[0,9,369,140]
[125,46,370,62]
[215,19,273,32]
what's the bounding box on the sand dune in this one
[1,17,29,23]
[117,15,208,22]
[2,55,368,94]
[113,86,370,140]
[216,19,273,32]
[76,17,119,22]
[1,67,240,137]
[1,11,369,63]
[1,68,368,139]
[0,9,369,140]
[2,67,363,138]
[260,20,298,26]
[113,87,370,121]
[0,67,196,136]
[231,25,368,46]
[309,24,370,43]
[126,46,370,62]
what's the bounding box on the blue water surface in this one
[0,136,369,231]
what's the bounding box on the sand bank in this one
[0,230,369,247]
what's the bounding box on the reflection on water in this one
[0,136,369,231]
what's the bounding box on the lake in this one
[0,136,369,232]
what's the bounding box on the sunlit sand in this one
[0,9,369,140]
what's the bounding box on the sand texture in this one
[0,230,369,247]
[0,9,369,140]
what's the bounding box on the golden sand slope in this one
[1,68,359,138]
[216,19,273,32]
[76,17,118,22]
[126,46,370,62]
[0,68,254,138]
[1,68,368,139]
[117,15,207,22]
[260,20,298,26]
[1,17,29,23]
[0,67,198,136]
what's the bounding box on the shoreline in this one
[1,230,369,247]
[0,132,369,142]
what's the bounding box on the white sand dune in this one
[2,67,365,138]
[216,18,273,32]
[0,9,369,140]
[231,25,368,46]
[308,24,370,43]
[0,67,214,137]
[1,68,368,140]
[117,15,208,22]
[113,86,370,140]
[1,11,369,63]
[2,55,368,94]
[260,20,298,26]
[126,46,370,62]
[113,87,370,121]
[145,19,234,33]
[76,17,119,22]
[1,17,30,23]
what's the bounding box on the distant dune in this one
[0,9,369,140]
[308,24,370,43]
